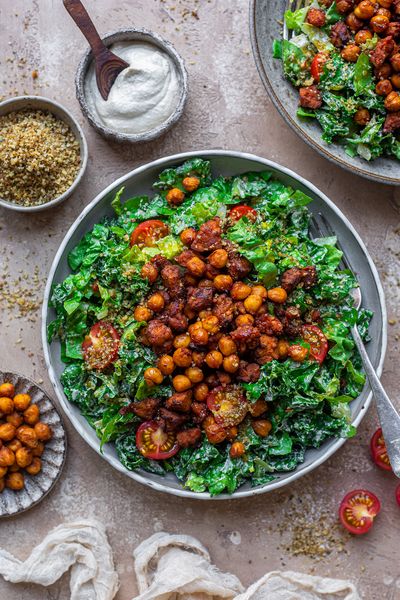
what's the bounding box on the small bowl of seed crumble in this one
[0,96,88,212]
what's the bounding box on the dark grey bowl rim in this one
[75,28,188,143]
[0,95,88,212]
[249,0,400,186]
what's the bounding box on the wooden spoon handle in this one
[63,0,106,55]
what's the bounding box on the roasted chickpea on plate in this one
[48,157,372,496]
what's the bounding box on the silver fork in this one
[312,212,400,477]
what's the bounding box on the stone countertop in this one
[0,1,399,598]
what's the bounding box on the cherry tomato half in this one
[82,322,120,371]
[339,489,381,535]
[207,385,248,427]
[229,205,258,223]
[130,220,169,247]
[301,325,328,364]
[396,483,400,507]
[136,420,179,460]
[370,428,392,471]
[311,52,328,83]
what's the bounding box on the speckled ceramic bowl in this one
[249,0,400,185]
[0,96,88,212]
[0,371,67,517]
[42,150,387,500]
[75,28,188,143]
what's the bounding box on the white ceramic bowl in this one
[42,150,387,500]
[0,96,88,213]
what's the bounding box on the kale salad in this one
[48,158,370,495]
[274,0,400,161]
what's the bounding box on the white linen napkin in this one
[0,520,359,600]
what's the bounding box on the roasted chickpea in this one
[166,187,185,206]
[13,393,31,412]
[235,314,254,327]
[141,262,158,283]
[385,90,400,111]
[354,107,371,126]
[6,412,23,428]
[147,292,165,312]
[185,367,204,383]
[17,425,38,449]
[194,382,209,402]
[354,0,375,19]
[23,404,40,426]
[230,441,246,459]
[390,53,400,73]
[180,227,197,246]
[25,457,42,476]
[34,422,53,442]
[230,281,252,300]
[244,294,263,314]
[277,339,290,359]
[144,367,164,386]
[182,176,200,192]
[0,423,16,442]
[173,333,191,349]
[376,79,393,96]
[186,256,206,277]
[202,315,220,334]
[5,471,24,491]
[173,348,193,368]
[377,7,392,18]
[0,397,14,415]
[249,399,269,417]
[203,416,227,444]
[345,13,363,31]
[252,285,268,299]
[134,305,152,322]
[0,383,14,398]
[392,73,400,88]
[172,375,192,392]
[192,351,206,367]
[218,335,237,356]
[0,446,15,467]
[157,354,175,375]
[337,0,354,13]
[223,354,240,373]
[226,426,238,441]
[375,63,392,80]
[190,326,209,345]
[205,350,224,369]
[370,14,389,33]
[0,466,7,478]
[267,287,288,304]
[252,419,272,437]
[7,439,22,453]
[354,29,373,45]
[208,248,228,269]
[377,0,392,7]
[214,274,233,291]
[288,345,309,362]
[341,43,361,62]
[15,447,33,468]
[32,442,45,457]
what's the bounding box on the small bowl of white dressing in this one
[76,28,188,143]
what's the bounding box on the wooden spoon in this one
[63,0,129,100]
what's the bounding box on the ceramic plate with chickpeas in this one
[0,372,66,517]
[250,0,400,184]
[43,153,386,498]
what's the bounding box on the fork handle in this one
[63,0,107,57]
[352,325,400,477]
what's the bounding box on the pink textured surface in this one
[0,1,399,598]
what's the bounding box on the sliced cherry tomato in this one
[82,321,120,371]
[136,420,179,460]
[130,220,169,247]
[311,52,328,83]
[301,325,328,364]
[229,205,258,223]
[396,483,400,507]
[207,385,248,427]
[370,428,392,471]
[339,489,381,535]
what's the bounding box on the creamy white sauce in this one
[85,41,181,135]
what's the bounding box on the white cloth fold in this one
[0,521,360,600]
